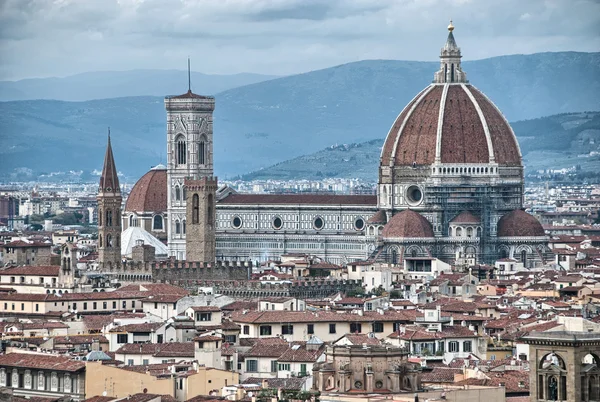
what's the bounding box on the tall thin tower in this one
[97,131,122,269]
[165,61,216,260]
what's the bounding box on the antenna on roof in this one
[188,57,191,92]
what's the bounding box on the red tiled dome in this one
[382,210,434,239]
[497,210,545,237]
[450,211,480,224]
[367,210,387,225]
[380,84,521,167]
[125,166,167,213]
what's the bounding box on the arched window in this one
[456,227,462,237]
[192,194,199,224]
[106,210,112,227]
[182,186,186,201]
[521,250,527,264]
[207,194,213,225]
[175,185,181,201]
[476,227,482,238]
[176,135,186,165]
[199,139,205,165]
[466,227,473,238]
[182,219,186,234]
[106,234,112,248]
[98,209,102,226]
[153,215,163,230]
[175,221,181,234]
[391,249,398,265]
[99,235,102,248]
[129,214,134,227]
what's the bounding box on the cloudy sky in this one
[1,0,599,81]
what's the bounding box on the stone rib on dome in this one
[497,210,545,237]
[125,167,167,213]
[380,83,520,167]
[381,210,434,239]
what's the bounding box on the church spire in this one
[99,128,120,194]
[433,20,468,84]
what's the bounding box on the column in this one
[0,368,6,387]
[11,369,18,388]
[64,373,71,393]
[50,371,58,392]
[37,371,45,390]
[24,370,32,390]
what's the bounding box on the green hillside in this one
[241,112,600,181]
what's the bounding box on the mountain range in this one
[0,70,279,102]
[0,52,599,181]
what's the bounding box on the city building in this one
[116,23,549,269]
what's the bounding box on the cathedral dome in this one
[497,210,545,237]
[380,25,521,168]
[382,210,434,239]
[125,165,167,213]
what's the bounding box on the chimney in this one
[261,379,269,389]
[91,339,100,352]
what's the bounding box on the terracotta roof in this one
[116,342,194,357]
[380,84,520,167]
[382,209,434,238]
[53,334,108,345]
[367,210,387,224]
[497,210,545,237]
[168,89,212,99]
[2,240,51,248]
[188,306,222,312]
[389,325,478,340]
[99,135,120,193]
[450,211,480,224]
[243,338,290,358]
[454,370,529,394]
[0,352,85,372]
[125,167,167,213]
[0,265,60,276]
[110,322,164,333]
[421,367,462,383]
[219,194,376,206]
[232,309,417,324]
[340,333,382,346]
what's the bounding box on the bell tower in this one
[165,62,216,260]
[97,132,122,270]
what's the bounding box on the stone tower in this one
[184,176,217,262]
[522,331,600,402]
[165,79,216,260]
[97,134,122,270]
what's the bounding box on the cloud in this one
[0,0,599,80]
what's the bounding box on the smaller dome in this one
[382,210,434,239]
[125,168,167,213]
[497,210,545,237]
[367,210,387,225]
[450,211,480,224]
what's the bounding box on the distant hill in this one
[240,112,600,182]
[0,52,599,181]
[0,70,279,101]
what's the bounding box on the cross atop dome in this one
[434,20,468,84]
